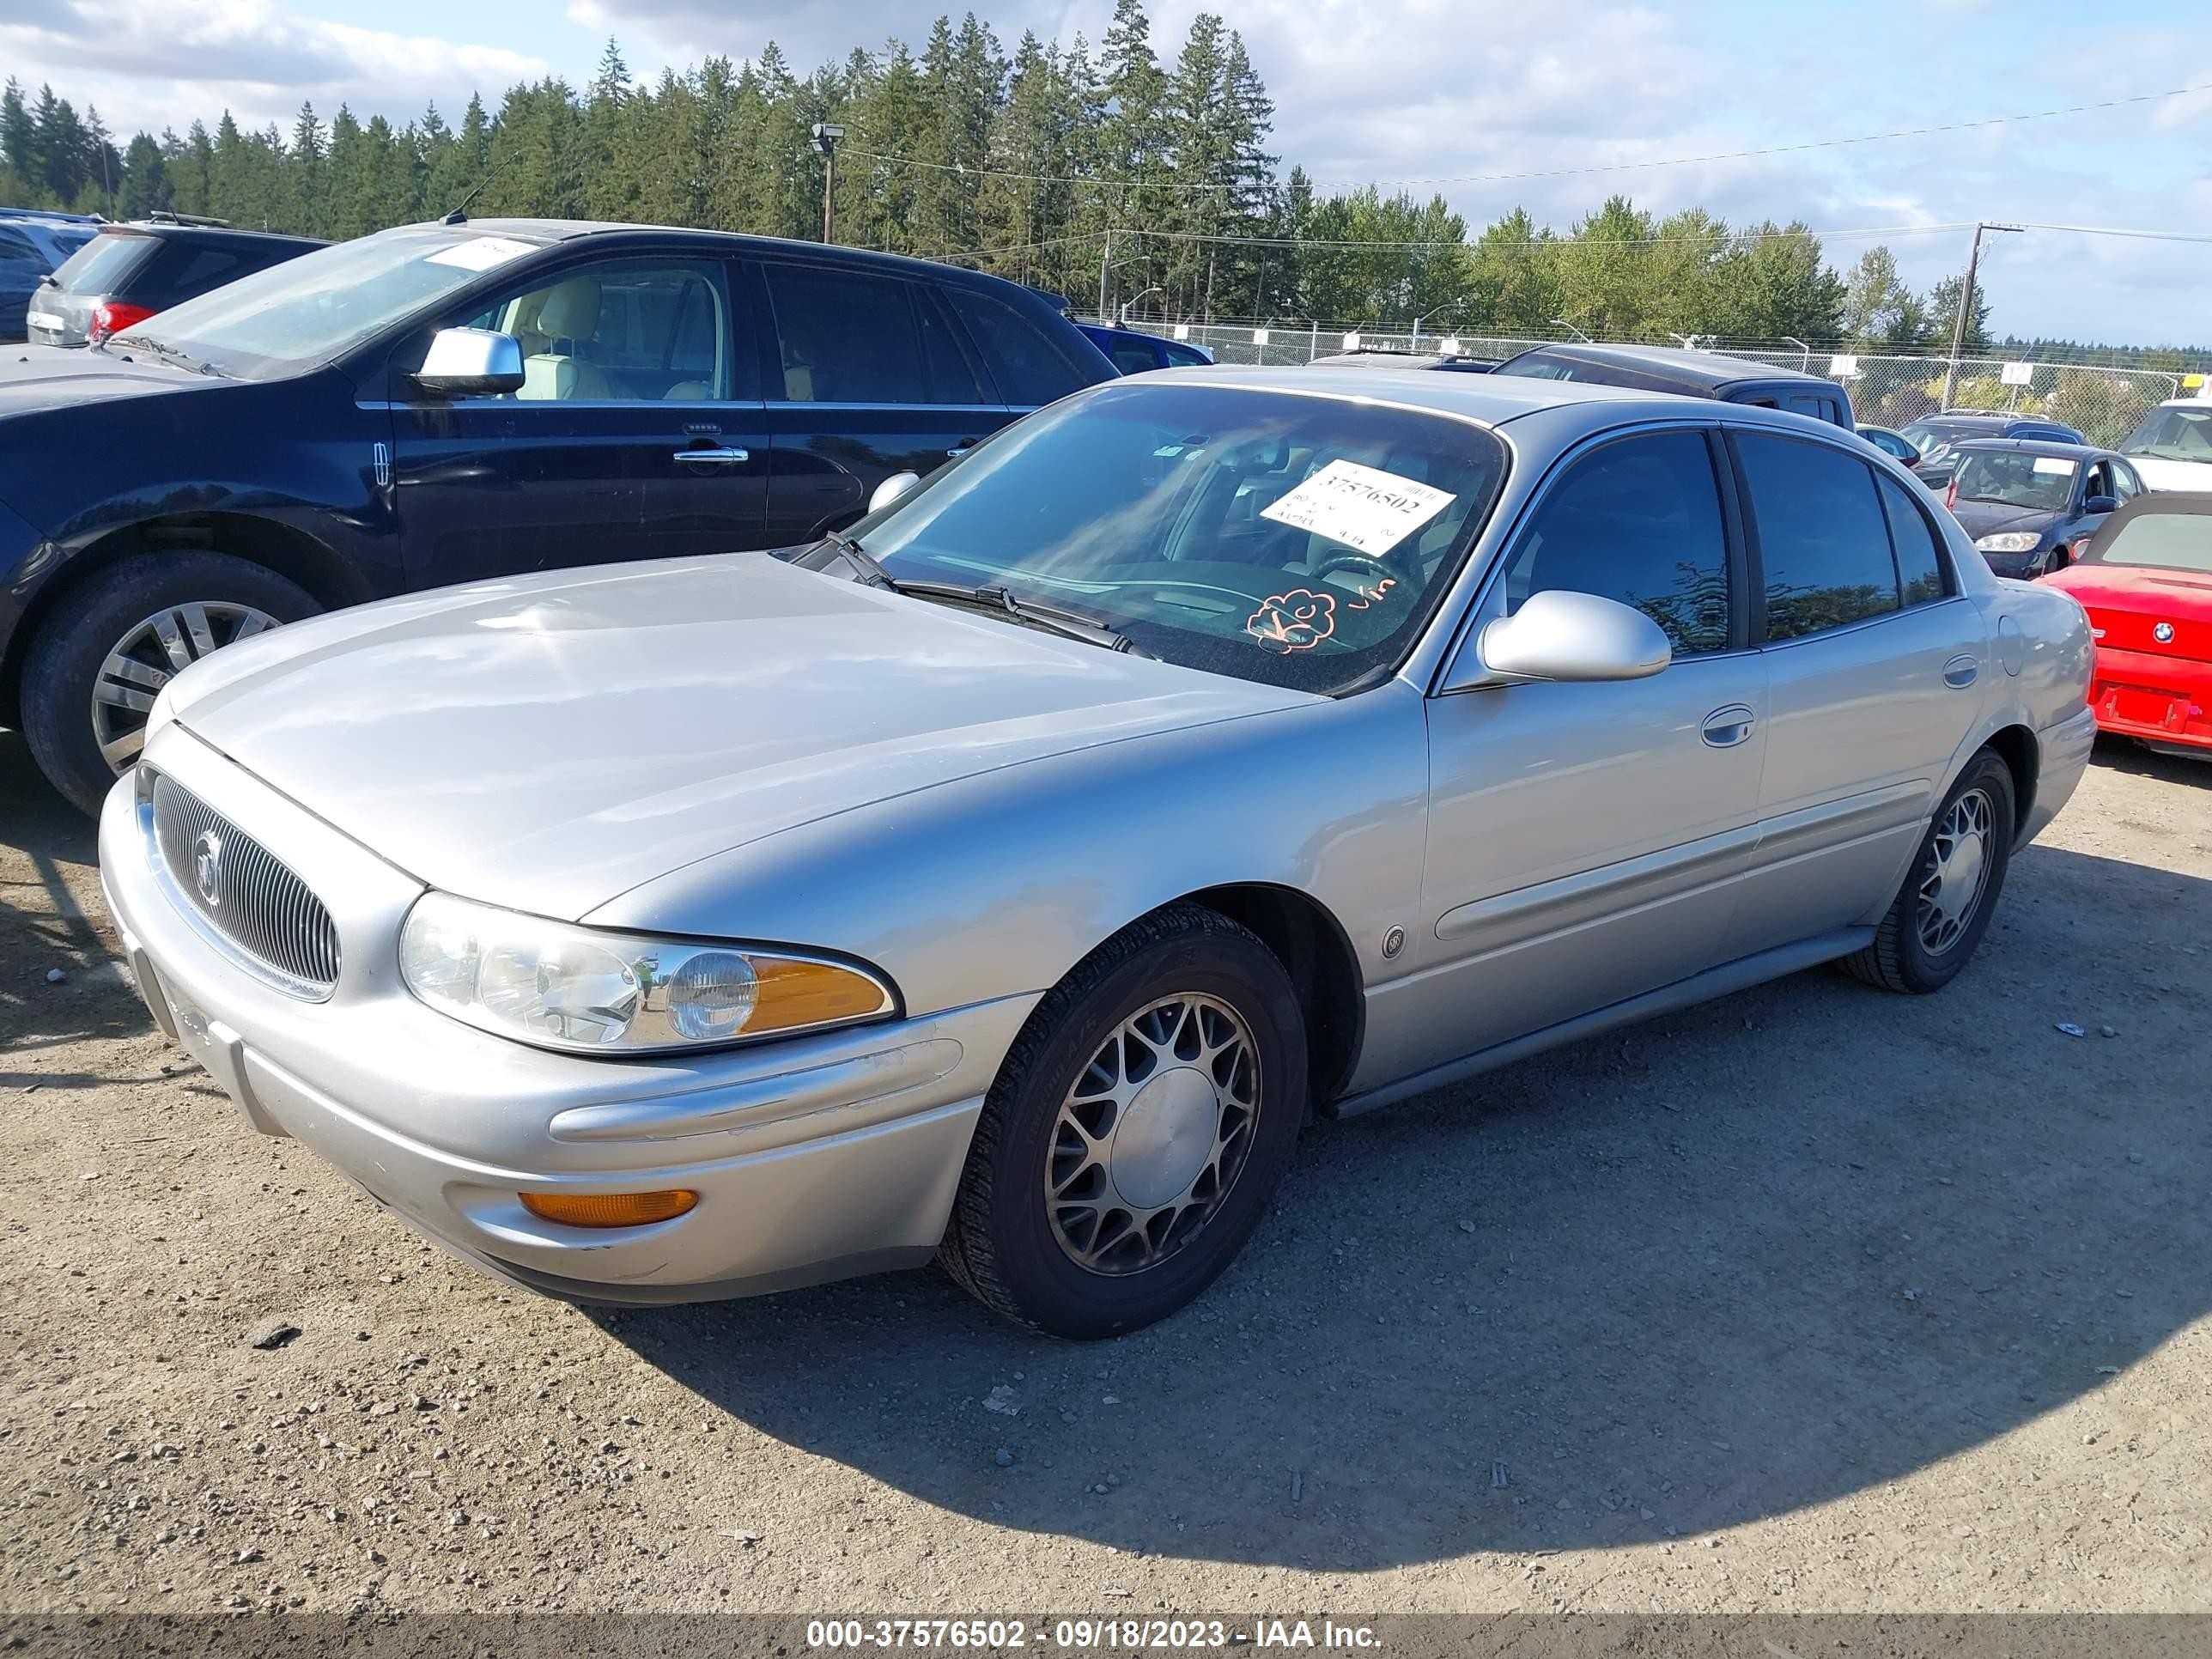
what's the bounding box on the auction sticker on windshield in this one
[425,236,538,272]
[1260,459,1455,556]
[2033,457,2077,475]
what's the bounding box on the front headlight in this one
[398,892,896,1055]
[1975,532,2043,553]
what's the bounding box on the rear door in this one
[746,257,1005,544]
[1723,429,1988,958]
[391,252,769,585]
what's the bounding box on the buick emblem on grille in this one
[191,830,224,908]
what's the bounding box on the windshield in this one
[2087,511,2212,574]
[2120,404,2212,465]
[1900,419,1994,461]
[844,380,1509,694]
[1953,451,2076,512]
[109,225,544,378]
[52,231,152,293]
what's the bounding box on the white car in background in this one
[2119,392,2212,490]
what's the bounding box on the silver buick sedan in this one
[100,369,2097,1338]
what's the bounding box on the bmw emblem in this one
[2154,621,2176,644]
[191,830,224,908]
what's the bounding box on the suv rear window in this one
[944,288,1095,406]
[52,232,154,291]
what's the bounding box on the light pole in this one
[1118,286,1164,327]
[1783,335,1810,371]
[810,123,845,244]
[1411,297,1470,351]
[1667,332,1702,351]
[1939,222,2021,409]
[1553,315,1593,343]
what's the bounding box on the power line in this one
[1072,221,1982,251]
[837,82,2211,198]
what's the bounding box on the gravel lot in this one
[3,729,2207,1620]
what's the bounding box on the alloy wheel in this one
[1917,787,1993,956]
[1045,993,1261,1276]
[91,601,279,772]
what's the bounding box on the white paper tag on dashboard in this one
[1260,459,1455,556]
[2032,456,2075,475]
[426,236,538,272]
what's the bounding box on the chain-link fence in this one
[1100,319,2182,451]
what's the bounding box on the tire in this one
[940,903,1308,1339]
[21,552,319,816]
[1842,749,2017,994]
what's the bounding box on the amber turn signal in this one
[520,1188,699,1229]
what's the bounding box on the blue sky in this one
[6,0,2207,343]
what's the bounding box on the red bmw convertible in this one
[2043,495,2212,758]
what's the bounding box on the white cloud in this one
[0,0,548,133]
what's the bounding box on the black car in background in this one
[28,216,326,347]
[1898,411,2088,493]
[1076,321,1213,372]
[0,210,100,342]
[0,217,1115,811]
[1942,439,2143,579]
[1492,342,1856,428]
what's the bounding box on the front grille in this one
[149,773,341,997]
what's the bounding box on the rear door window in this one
[763,264,985,406]
[1875,473,1948,605]
[942,287,1096,406]
[1736,431,1901,641]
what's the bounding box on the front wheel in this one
[21,552,319,815]
[940,904,1308,1338]
[1843,750,2017,994]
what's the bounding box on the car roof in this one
[106,222,326,248]
[410,218,1054,294]
[1309,350,1498,369]
[1494,340,1838,389]
[1154,362,1851,432]
[1949,437,2115,461]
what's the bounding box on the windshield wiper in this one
[117,336,222,376]
[817,532,1152,657]
[897,580,1154,658]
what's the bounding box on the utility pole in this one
[811,124,845,244]
[1097,228,1112,323]
[1939,222,2021,408]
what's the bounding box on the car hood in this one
[1950,501,2057,540]
[2123,454,2212,491]
[167,554,1311,919]
[0,340,204,419]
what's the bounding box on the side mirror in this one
[868,471,922,514]
[2083,495,2118,516]
[1461,589,1673,687]
[414,327,524,397]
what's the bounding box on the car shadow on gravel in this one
[598,838,2210,1570]
[1,730,152,1073]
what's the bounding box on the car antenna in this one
[441,158,502,226]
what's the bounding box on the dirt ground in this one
[3,727,2208,1622]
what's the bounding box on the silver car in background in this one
[100,369,2097,1338]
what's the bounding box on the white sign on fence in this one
[1828,354,1860,379]
[1251,328,1270,345]
[1439,337,1462,355]
[1341,331,1362,350]
[1172,323,1190,341]
[2002,361,2035,386]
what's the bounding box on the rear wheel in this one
[21,552,319,815]
[940,904,1307,1338]
[1843,750,2016,994]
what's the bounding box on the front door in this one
[1407,427,1770,1077]
[744,258,1006,544]
[391,256,769,586]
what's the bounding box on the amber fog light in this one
[520,1189,699,1229]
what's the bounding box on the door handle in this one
[1699,704,1757,748]
[1942,653,1978,689]
[674,447,749,465]
[946,441,978,458]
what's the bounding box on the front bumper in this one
[99,728,1036,1304]
[2084,644,2212,752]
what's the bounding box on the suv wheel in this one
[21,552,318,815]
[940,904,1307,1338]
